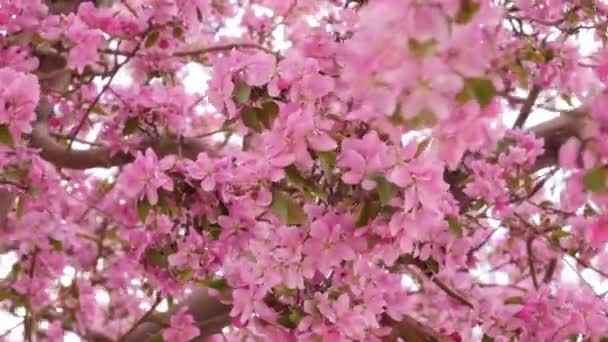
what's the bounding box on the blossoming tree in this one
[2,0,608,341]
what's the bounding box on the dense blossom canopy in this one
[2,0,608,341]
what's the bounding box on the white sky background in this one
[0,7,607,342]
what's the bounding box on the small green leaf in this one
[407,38,437,59]
[91,104,106,116]
[145,249,168,268]
[467,78,496,108]
[512,64,528,88]
[583,167,607,192]
[123,118,139,135]
[203,277,230,295]
[15,195,25,220]
[49,238,63,251]
[258,101,279,129]
[271,191,307,225]
[242,133,254,151]
[504,296,523,305]
[233,82,251,104]
[137,197,151,222]
[145,30,161,48]
[390,106,406,125]
[0,289,13,301]
[369,174,398,205]
[496,137,517,155]
[455,0,481,24]
[149,334,164,342]
[456,87,473,106]
[284,164,326,202]
[356,200,381,227]
[482,334,495,342]
[447,216,463,238]
[172,26,184,40]
[404,110,438,129]
[425,258,439,274]
[241,106,262,133]
[0,125,14,148]
[318,151,336,179]
[415,138,431,158]
[550,230,570,240]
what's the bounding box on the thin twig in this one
[173,42,276,58]
[118,293,163,341]
[526,237,539,289]
[68,35,144,147]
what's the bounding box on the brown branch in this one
[173,43,277,58]
[383,314,449,342]
[526,237,539,289]
[529,109,586,172]
[0,188,16,228]
[31,99,214,169]
[121,288,231,342]
[118,293,163,341]
[513,85,542,128]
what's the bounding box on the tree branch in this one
[121,288,231,342]
[31,99,214,169]
[0,188,16,228]
[529,109,586,172]
[513,85,542,128]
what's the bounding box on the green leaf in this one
[145,30,160,48]
[272,191,307,225]
[241,106,262,133]
[0,125,14,148]
[233,82,251,104]
[149,334,164,342]
[242,133,254,151]
[504,296,523,305]
[369,174,398,205]
[583,167,607,192]
[278,307,304,329]
[0,289,13,302]
[447,216,463,238]
[512,64,528,88]
[466,78,496,108]
[455,0,481,24]
[318,151,336,180]
[407,38,437,59]
[390,106,406,125]
[405,110,437,129]
[482,334,495,342]
[49,238,63,251]
[550,230,570,241]
[145,248,168,268]
[425,258,439,274]
[91,104,106,116]
[284,164,327,202]
[172,26,184,40]
[415,138,431,158]
[123,118,139,135]
[496,137,517,155]
[137,197,151,222]
[15,195,25,220]
[203,277,230,296]
[258,101,279,129]
[356,200,381,227]
[456,87,473,106]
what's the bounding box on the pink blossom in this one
[0,67,39,140]
[163,307,201,342]
[119,148,175,205]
